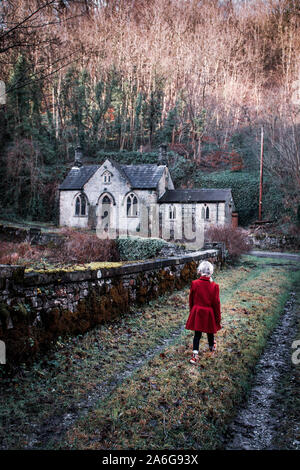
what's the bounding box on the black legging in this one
[193,331,214,351]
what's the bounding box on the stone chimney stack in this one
[158,143,168,165]
[74,146,83,168]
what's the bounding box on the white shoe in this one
[190,353,199,364]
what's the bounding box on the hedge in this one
[194,170,284,226]
[116,237,168,261]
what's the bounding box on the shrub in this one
[116,236,168,261]
[57,228,120,264]
[0,241,44,265]
[206,225,251,262]
[0,232,120,266]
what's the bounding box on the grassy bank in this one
[0,255,299,449]
[270,271,300,450]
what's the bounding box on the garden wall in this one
[249,232,300,251]
[0,224,63,246]
[0,247,222,367]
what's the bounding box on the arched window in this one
[201,206,205,219]
[205,206,210,220]
[102,195,111,205]
[75,194,87,216]
[127,193,138,217]
[103,170,112,184]
[169,205,176,220]
[192,205,196,231]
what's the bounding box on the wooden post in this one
[259,126,264,221]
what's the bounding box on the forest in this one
[0,0,299,228]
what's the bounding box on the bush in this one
[206,225,251,262]
[57,228,120,264]
[0,234,120,266]
[0,241,45,265]
[116,236,168,261]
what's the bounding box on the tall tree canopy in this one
[0,0,299,223]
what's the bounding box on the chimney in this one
[74,146,83,168]
[158,143,168,165]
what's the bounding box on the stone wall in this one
[0,248,222,367]
[0,224,63,246]
[249,232,300,251]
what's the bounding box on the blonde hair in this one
[197,260,214,276]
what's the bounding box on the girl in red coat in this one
[185,260,221,364]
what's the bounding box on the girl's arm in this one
[189,283,194,310]
[212,284,221,326]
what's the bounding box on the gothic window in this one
[201,206,205,219]
[101,195,111,219]
[102,195,111,205]
[192,205,196,231]
[169,205,176,220]
[127,193,138,217]
[75,194,87,216]
[206,206,210,220]
[103,171,112,184]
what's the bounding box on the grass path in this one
[224,288,299,449]
[0,255,299,449]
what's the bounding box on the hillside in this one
[0,0,299,230]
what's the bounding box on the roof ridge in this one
[120,163,166,167]
[107,158,131,183]
[163,188,231,191]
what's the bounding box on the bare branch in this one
[0,0,57,40]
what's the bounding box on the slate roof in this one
[59,165,99,190]
[59,161,166,190]
[158,189,233,203]
[120,164,165,189]
[59,161,231,201]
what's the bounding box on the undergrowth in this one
[0,230,120,268]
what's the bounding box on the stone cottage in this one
[59,148,236,249]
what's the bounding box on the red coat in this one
[185,276,221,334]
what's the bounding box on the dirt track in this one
[224,290,299,450]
